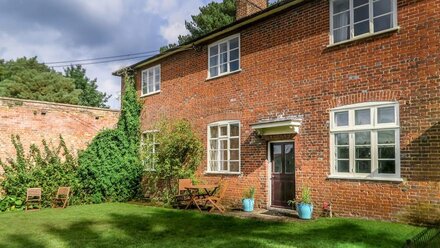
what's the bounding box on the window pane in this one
[209,140,218,150]
[210,67,218,77]
[220,150,228,161]
[210,55,218,66]
[335,111,349,126]
[374,0,392,16]
[220,63,228,73]
[210,126,218,138]
[356,147,371,159]
[374,14,393,32]
[210,46,218,55]
[379,147,395,159]
[230,124,239,136]
[230,49,239,61]
[148,82,154,93]
[354,5,369,23]
[220,126,228,136]
[333,26,350,43]
[221,161,228,171]
[229,37,239,49]
[337,147,349,159]
[230,138,239,149]
[337,160,350,172]
[354,0,368,7]
[355,132,371,145]
[379,160,396,174]
[333,0,349,13]
[378,106,395,123]
[220,52,228,63]
[333,11,350,28]
[336,133,349,145]
[230,60,239,72]
[355,109,371,125]
[220,140,228,149]
[210,150,218,160]
[273,145,282,173]
[354,20,370,36]
[230,150,239,160]
[220,43,227,53]
[285,144,294,173]
[378,130,395,144]
[356,160,371,173]
[355,131,371,145]
[230,161,239,172]
[209,161,218,171]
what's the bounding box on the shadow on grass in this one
[0,208,409,248]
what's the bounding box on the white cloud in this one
[144,0,205,44]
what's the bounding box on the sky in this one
[0,0,222,109]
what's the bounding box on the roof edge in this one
[112,0,307,76]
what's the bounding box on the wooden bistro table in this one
[184,184,220,212]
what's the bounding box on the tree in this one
[64,65,110,108]
[0,57,109,108]
[160,0,236,52]
[0,57,81,104]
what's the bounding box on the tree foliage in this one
[142,119,203,205]
[160,0,236,52]
[64,65,110,108]
[0,135,81,209]
[0,57,109,108]
[77,73,142,203]
[0,57,81,104]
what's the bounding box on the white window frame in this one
[207,34,241,79]
[206,120,241,174]
[141,65,161,96]
[329,0,398,45]
[141,130,159,171]
[329,102,401,181]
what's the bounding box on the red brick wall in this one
[0,97,119,172]
[129,0,440,221]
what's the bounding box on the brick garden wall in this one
[127,0,440,222]
[0,97,119,172]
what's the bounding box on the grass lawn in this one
[0,203,422,248]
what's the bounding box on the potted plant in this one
[288,186,313,220]
[242,187,255,212]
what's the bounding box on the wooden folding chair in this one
[25,188,42,211]
[205,180,229,213]
[174,179,193,208]
[52,187,71,208]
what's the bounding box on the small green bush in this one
[143,119,203,205]
[0,135,80,208]
[0,195,24,212]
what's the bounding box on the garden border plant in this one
[0,72,144,210]
[141,119,204,206]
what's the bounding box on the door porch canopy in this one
[250,118,302,136]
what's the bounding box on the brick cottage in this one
[115,0,440,221]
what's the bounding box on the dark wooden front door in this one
[270,142,295,208]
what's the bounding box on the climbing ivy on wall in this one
[77,73,143,203]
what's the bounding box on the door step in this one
[264,207,298,218]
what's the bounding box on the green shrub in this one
[143,119,203,205]
[0,135,80,208]
[77,73,142,203]
[0,195,24,212]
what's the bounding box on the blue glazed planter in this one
[242,198,254,212]
[296,203,313,220]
